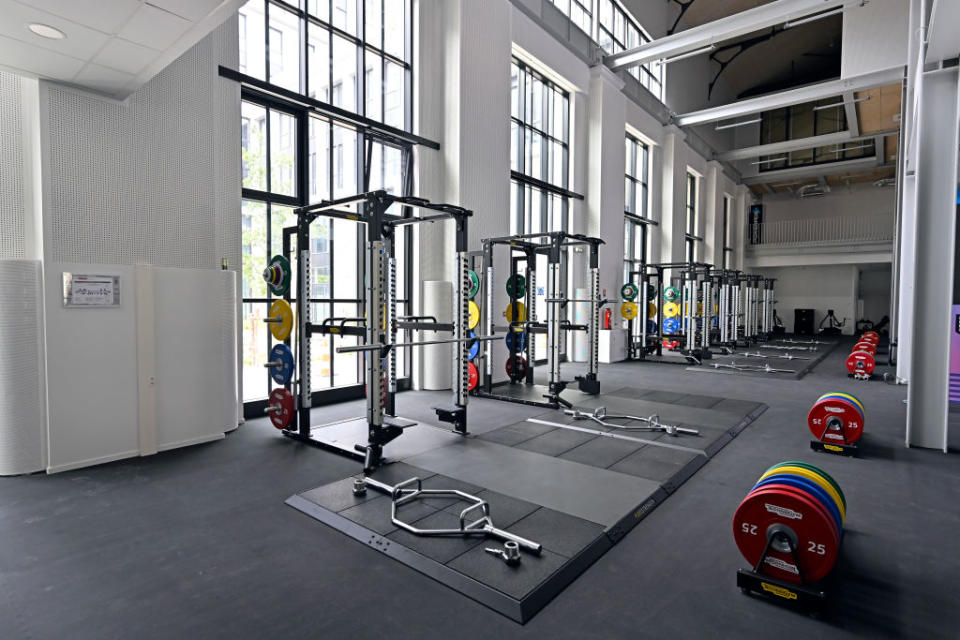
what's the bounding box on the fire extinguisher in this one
[603,308,612,329]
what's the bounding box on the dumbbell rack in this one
[283,191,473,473]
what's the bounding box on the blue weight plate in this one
[467,331,479,361]
[663,317,681,334]
[646,319,657,335]
[269,343,295,385]
[752,474,843,536]
[817,394,864,422]
[505,330,527,353]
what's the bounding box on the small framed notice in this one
[63,273,121,308]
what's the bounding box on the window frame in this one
[685,172,699,263]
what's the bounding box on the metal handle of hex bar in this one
[335,335,502,353]
[263,360,282,368]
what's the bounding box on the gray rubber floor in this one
[1,337,958,639]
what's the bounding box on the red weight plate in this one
[268,388,295,430]
[853,341,876,354]
[859,334,879,345]
[467,362,479,391]
[862,331,879,340]
[808,396,864,443]
[733,485,840,583]
[505,356,528,379]
[846,350,875,376]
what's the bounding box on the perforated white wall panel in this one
[42,18,240,274]
[0,72,25,260]
[0,260,45,475]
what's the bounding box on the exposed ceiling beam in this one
[675,67,904,127]
[718,128,899,161]
[605,0,850,72]
[742,157,889,184]
[843,92,860,137]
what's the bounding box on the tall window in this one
[685,172,698,263]
[722,195,733,269]
[597,0,663,99]
[624,135,650,285]
[758,99,875,170]
[548,0,592,34]
[239,0,413,404]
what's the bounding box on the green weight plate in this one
[620,283,639,302]
[646,283,656,300]
[506,274,527,298]
[764,460,846,509]
[663,285,680,302]
[467,270,480,299]
[264,255,291,297]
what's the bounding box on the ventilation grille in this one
[0,72,25,260]
[44,18,240,271]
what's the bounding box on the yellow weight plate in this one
[759,465,846,522]
[663,301,680,318]
[817,392,865,416]
[648,302,657,318]
[620,302,639,320]
[505,301,527,324]
[268,299,294,341]
[468,300,481,329]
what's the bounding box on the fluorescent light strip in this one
[783,7,845,28]
[751,156,789,165]
[813,96,871,111]
[662,45,716,64]
[825,144,872,154]
[715,117,762,131]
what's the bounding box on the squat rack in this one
[476,231,605,409]
[287,190,474,472]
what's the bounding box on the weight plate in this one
[853,341,876,354]
[815,395,865,428]
[752,483,840,542]
[467,330,479,361]
[264,255,291,297]
[505,355,528,380]
[646,319,657,335]
[808,396,864,444]
[860,332,879,342]
[663,317,681,334]
[467,362,479,391]
[267,388,295,430]
[663,301,680,318]
[646,283,656,300]
[753,474,843,536]
[505,330,527,353]
[505,301,527,324]
[759,465,846,521]
[621,283,639,302]
[862,330,879,339]
[620,301,639,320]
[468,300,481,329]
[764,461,846,510]
[817,391,865,418]
[467,270,480,299]
[846,350,875,376]
[268,343,295,385]
[506,274,527,298]
[733,485,840,583]
[648,302,657,318]
[663,286,680,302]
[268,299,294,341]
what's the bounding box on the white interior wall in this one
[756,182,897,224]
[756,264,859,334]
[842,0,909,78]
[859,265,892,325]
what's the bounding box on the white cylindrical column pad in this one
[571,287,589,362]
[220,271,239,432]
[0,260,45,475]
[421,280,452,390]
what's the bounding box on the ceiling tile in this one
[15,0,142,35]
[146,0,223,22]
[73,62,135,94]
[0,32,85,80]
[93,37,156,74]
[117,3,191,50]
[1,0,111,59]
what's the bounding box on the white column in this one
[703,161,722,266]
[660,126,687,276]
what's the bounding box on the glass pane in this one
[332,35,358,113]
[365,0,382,48]
[309,117,331,203]
[599,0,612,28]
[384,0,405,60]
[311,218,332,298]
[242,200,268,300]
[307,0,329,23]
[269,109,297,196]
[332,124,357,197]
[332,302,360,386]
[640,184,648,218]
[510,121,520,172]
[510,181,520,236]
[551,140,565,186]
[311,306,332,390]
[529,132,543,180]
[333,218,360,299]
[332,0,358,35]
[365,52,383,121]
[623,220,631,260]
[307,25,330,102]
[238,0,265,80]
[511,63,520,119]
[530,77,543,130]
[242,302,269,401]
[552,90,566,141]
[269,6,301,92]
[382,144,403,195]
[625,178,635,214]
[384,61,405,129]
[271,205,297,259]
[241,101,267,191]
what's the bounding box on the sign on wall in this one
[63,273,121,307]
[749,204,763,245]
[951,305,960,403]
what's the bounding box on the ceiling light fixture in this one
[825,144,873,154]
[27,23,65,39]
[783,7,845,29]
[715,117,762,131]
[813,96,871,111]
[751,155,789,165]
[661,45,716,65]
